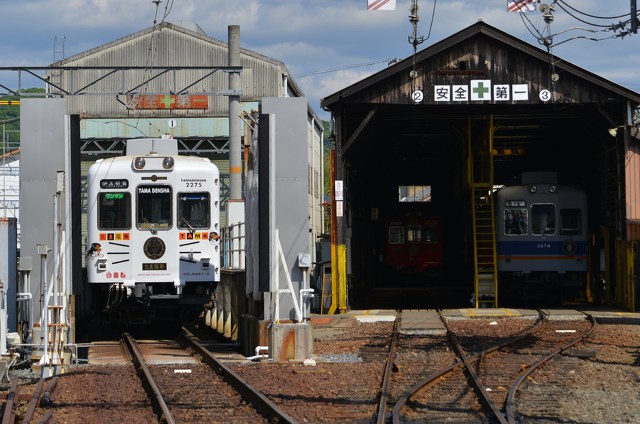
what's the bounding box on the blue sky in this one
[0,0,638,119]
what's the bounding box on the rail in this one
[121,333,175,424]
[179,327,297,423]
[221,222,245,270]
[392,309,548,424]
[504,312,597,424]
[375,314,401,424]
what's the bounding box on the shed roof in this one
[48,21,324,125]
[54,21,308,97]
[321,20,640,108]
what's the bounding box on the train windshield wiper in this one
[141,215,157,234]
[180,216,195,234]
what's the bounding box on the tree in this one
[0,88,46,146]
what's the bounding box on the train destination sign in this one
[138,186,171,194]
[103,193,125,200]
[126,94,209,110]
[100,179,129,189]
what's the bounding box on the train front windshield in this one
[98,192,131,230]
[178,193,210,229]
[137,185,172,230]
[531,204,556,235]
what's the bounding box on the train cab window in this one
[98,192,131,230]
[560,208,581,235]
[398,185,431,202]
[137,185,172,230]
[504,208,528,235]
[424,226,439,242]
[406,225,422,242]
[531,204,556,235]
[389,226,404,244]
[178,192,210,229]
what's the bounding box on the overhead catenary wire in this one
[139,0,176,97]
[554,1,621,28]
[556,0,630,21]
[293,59,396,78]
[518,1,636,48]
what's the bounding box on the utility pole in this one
[632,0,638,34]
[228,25,242,201]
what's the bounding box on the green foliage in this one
[0,88,45,146]
[0,101,19,123]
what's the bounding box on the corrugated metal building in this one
[42,21,325,258]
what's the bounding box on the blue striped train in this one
[494,172,589,303]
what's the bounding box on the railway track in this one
[372,310,540,423]
[0,311,614,423]
[1,328,296,423]
[377,310,596,423]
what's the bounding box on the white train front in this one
[86,138,220,319]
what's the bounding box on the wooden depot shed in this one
[321,21,640,312]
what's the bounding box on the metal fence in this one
[221,222,245,270]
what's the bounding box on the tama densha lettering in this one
[138,187,171,194]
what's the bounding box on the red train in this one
[385,215,443,274]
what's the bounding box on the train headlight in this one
[162,157,174,169]
[134,157,146,169]
[97,258,107,271]
[549,185,557,193]
[529,185,537,193]
[562,240,578,255]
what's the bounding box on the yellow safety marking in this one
[614,312,631,316]
[229,166,242,173]
[501,308,515,316]
[466,308,477,317]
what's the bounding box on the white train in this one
[86,138,220,321]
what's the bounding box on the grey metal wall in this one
[259,97,310,321]
[19,99,69,324]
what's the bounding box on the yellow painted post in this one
[338,244,348,314]
[328,242,338,314]
[633,243,638,311]
[626,242,636,311]
[616,240,626,308]
[328,150,338,314]
[603,228,612,303]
